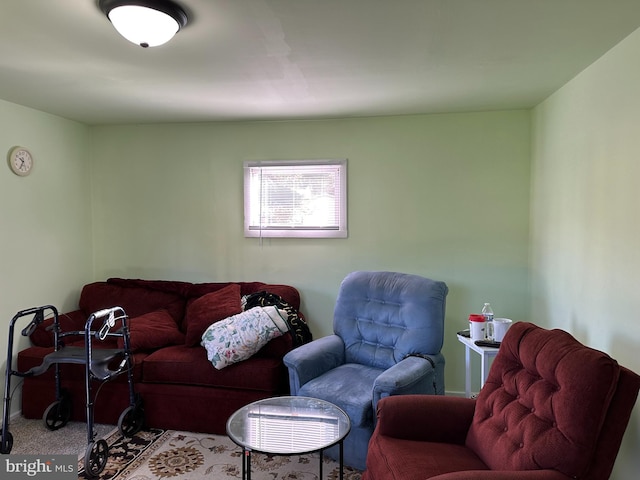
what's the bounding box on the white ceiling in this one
[1,0,640,125]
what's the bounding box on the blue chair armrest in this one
[283,334,346,394]
[372,355,440,410]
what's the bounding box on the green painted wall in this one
[90,111,531,393]
[0,99,92,413]
[531,28,640,479]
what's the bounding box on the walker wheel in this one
[118,405,144,437]
[84,439,108,477]
[0,431,13,454]
[43,396,71,431]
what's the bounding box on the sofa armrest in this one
[376,394,476,444]
[430,470,571,480]
[283,335,345,394]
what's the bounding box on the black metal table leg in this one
[339,440,344,480]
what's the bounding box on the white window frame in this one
[244,159,348,238]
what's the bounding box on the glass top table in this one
[226,396,351,480]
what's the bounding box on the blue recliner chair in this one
[283,271,448,470]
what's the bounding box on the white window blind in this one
[244,159,347,238]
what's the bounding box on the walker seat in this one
[26,347,127,381]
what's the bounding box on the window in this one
[244,159,347,238]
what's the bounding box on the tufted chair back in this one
[466,321,639,479]
[333,271,448,370]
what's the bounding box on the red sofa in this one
[17,278,309,434]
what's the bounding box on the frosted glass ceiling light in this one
[99,0,188,48]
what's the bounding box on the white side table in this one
[457,334,500,398]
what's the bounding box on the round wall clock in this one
[8,146,33,176]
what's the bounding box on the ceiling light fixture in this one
[99,0,188,48]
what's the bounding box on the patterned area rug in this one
[78,427,362,480]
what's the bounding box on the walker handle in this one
[96,310,116,341]
[20,310,45,337]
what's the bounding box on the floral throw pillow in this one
[201,306,289,369]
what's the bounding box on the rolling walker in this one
[1,305,144,477]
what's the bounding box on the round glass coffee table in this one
[226,396,351,480]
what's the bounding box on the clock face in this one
[8,147,33,176]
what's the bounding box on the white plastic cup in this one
[487,318,513,342]
[469,314,485,341]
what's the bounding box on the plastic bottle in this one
[481,303,494,323]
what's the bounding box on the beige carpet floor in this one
[6,415,114,456]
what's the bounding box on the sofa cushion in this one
[107,278,192,297]
[185,282,302,311]
[465,321,620,478]
[79,282,185,324]
[117,309,185,352]
[141,344,286,392]
[201,306,289,369]
[184,284,243,346]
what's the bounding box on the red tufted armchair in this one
[363,321,640,480]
